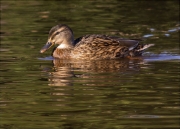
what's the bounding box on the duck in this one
[40,24,154,60]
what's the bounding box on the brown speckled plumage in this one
[40,24,154,60]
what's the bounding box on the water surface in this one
[1,1,180,129]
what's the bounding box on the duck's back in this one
[71,34,140,60]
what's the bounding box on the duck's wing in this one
[74,34,140,50]
[72,35,154,59]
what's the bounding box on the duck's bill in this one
[40,42,53,53]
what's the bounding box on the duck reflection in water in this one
[47,58,143,87]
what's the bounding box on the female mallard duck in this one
[40,24,154,60]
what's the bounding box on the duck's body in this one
[40,24,154,60]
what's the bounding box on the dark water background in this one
[1,1,180,129]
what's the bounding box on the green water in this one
[1,1,180,129]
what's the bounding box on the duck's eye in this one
[51,31,61,40]
[55,32,60,35]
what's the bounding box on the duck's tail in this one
[129,44,154,57]
[137,44,154,52]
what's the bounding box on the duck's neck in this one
[57,43,73,49]
[57,39,74,49]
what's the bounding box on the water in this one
[1,1,180,129]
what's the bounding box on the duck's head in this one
[40,24,74,53]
